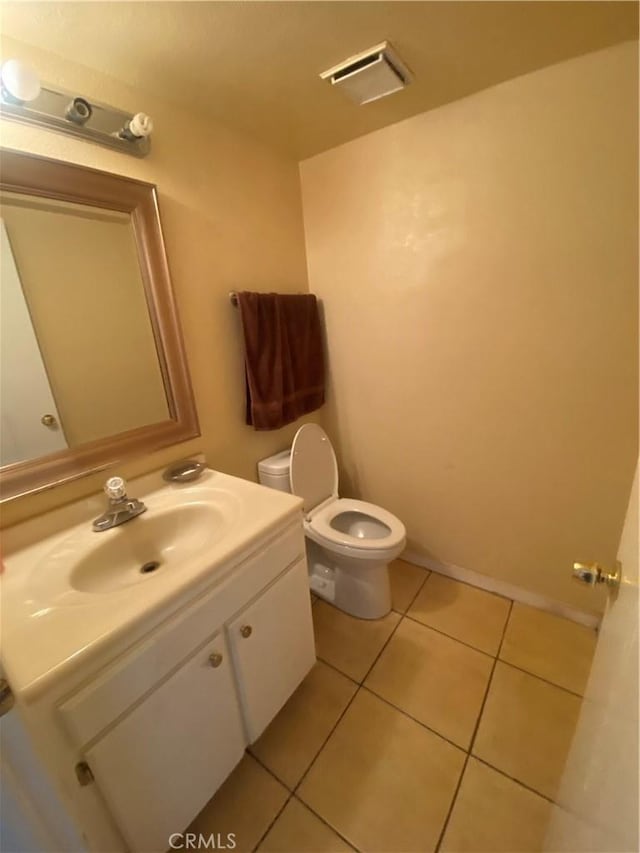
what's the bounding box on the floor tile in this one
[298,689,465,852]
[365,617,493,748]
[408,573,510,655]
[257,798,354,852]
[250,661,358,788]
[188,754,288,852]
[441,757,552,852]
[473,662,581,800]
[389,558,429,612]
[312,600,400,682]
[500,603,597,694]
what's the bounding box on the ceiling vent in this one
[320,41,412,106]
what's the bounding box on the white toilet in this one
[258,424,406,619]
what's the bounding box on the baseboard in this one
[402,550,601,630]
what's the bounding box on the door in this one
[0,666,85,853]
[0,220,67,465]
[545,463,639,852]
[228,558,316,742]
[85,632,245,853]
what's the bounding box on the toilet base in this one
[306,539,392,620]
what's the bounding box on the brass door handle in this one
[240,625,252,638]
[41,414,58,427]
[572,561,621,589]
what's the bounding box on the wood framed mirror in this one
[0,149,200,500]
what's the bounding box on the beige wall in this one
[300,42,638,614]
[0,36,317,527]
[1,196,168,446]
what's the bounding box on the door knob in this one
[208,652,223,668]
[572,561,621,589]
[240,625,252,638]
[41,414,58,427]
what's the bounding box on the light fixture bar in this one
[1,76,152,158]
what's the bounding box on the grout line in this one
[469,599,513,751]
[294,609,406,796]
[292,686,361,795]
[359,685,467,754]
[247,750,295,793]
[252,790,292,852]
[495,659,586,700]
[402,612,499,660]
[315,654,361,687]
[359,611,405,685]
[470,755,557,805]
[434,599,514,853]
[291,794,360,851]
[400,567,432,614]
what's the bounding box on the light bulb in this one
[129,112,153,138]
[118,112,153,142]
[0,59,41,103]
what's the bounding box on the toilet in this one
[258,424,406,619]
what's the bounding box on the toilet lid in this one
[290,424,338,514]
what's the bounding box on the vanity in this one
[0,149,316,851]
[1,466,315,852]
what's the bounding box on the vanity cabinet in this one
[228,557,315,741]
[54,524,315,852]
[84,632,244,853]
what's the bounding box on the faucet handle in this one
[105,476,127,501]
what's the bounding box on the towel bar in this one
[230,290,311,305]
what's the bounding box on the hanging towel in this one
[237,291,325,430]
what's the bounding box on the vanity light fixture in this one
[0,59,153,158]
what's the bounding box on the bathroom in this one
[0,1,638,851]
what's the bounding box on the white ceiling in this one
[1,1,637,160]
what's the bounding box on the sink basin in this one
[71,503,223,594]
[28,486,241,605]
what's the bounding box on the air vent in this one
[320,41,412,106]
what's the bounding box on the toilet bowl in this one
[258,425,406,619]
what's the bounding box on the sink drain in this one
[140,560,161,575]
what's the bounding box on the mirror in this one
[0,149,200,500]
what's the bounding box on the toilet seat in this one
[305,497,406,561]
[290,425,406,561]
[290,424,338,514]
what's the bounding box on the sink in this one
[71,503,224,594]
[1,465,305,703]
[28,486,241,605]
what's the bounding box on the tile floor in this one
[189,559,598,852]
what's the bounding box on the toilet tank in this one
[257,449,292,493]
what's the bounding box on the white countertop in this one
[0,468,303,701]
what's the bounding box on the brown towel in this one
[237,291,325,430]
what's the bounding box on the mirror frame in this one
[0,148,200,500]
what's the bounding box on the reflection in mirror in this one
[1,192,170,467]
[0,149,199,501]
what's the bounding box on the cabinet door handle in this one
[240,625,252,639]
[208,652,223,667]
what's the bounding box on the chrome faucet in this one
[92,476,147,532]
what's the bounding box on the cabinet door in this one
[228,558,316,742]
[85,632,244,853]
